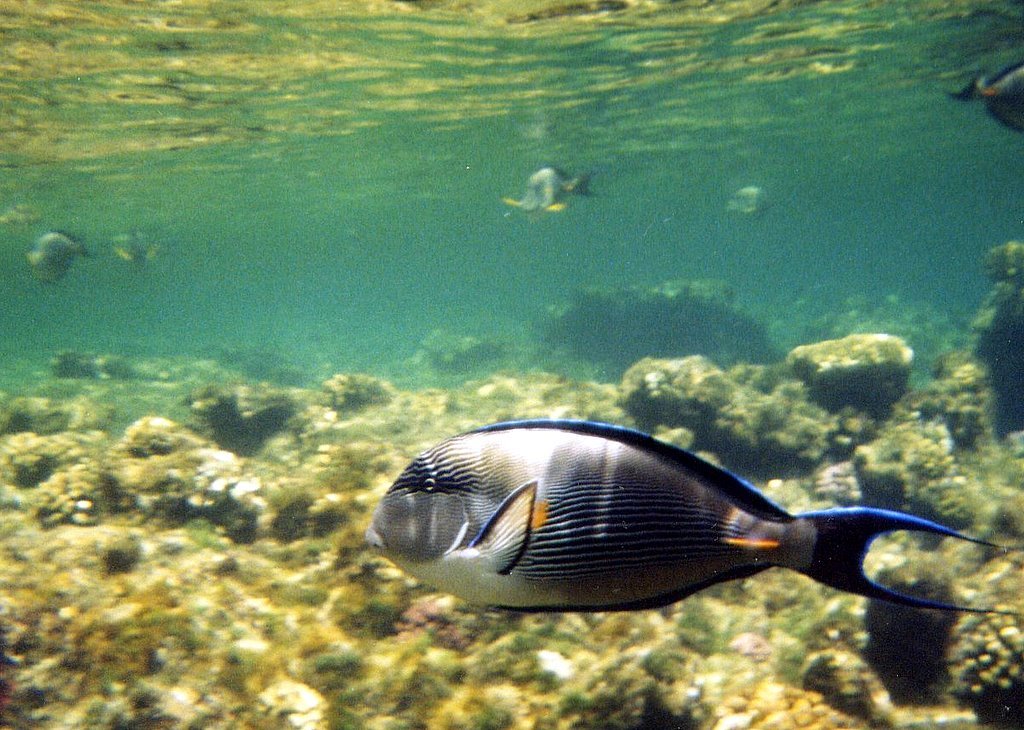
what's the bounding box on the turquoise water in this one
[2,0,1023,380]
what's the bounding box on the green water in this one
[2,0,1023,380]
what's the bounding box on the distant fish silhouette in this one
[503,166,591,213]
[113,231,159,269]
[952,61,1024,131]
[26,231,89,282]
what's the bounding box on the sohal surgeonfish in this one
[366,420,1006,613]
[503,167,590,213]
[952,61,1024,131]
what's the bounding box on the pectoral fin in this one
[544,202,567,212]
[468,480,539,574]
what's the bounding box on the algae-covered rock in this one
[852,419,981,529]
[546,279,778,375]
[801,649,891,725]
[51,351,139,381]
[189,384,297,456]
[974,240,1024,435]
[903,351,992,450]
[786,333,912,416]
[420,330,509,375]
[321,373,395,412]
[620,356,834,474]
[108,416,264,541]
[0,395,113,436]
[555,647,701,730]
[951,611,1024,726]
[710,679,863,729]
[0,431,103,490]
[863,574,957,703]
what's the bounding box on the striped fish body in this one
[367,421,1000,612]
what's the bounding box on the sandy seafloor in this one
[3,0,1024,727]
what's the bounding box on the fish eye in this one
[423,477,436,492]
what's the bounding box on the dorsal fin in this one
[471,419,792,521]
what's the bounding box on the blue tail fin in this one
[800,507,1010,613]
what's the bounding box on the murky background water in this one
[2,0,1023,381]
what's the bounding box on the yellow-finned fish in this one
[503,166,590,213]
[366,420,1005,613]
[952,61,1024,131]
[113,231,159,268]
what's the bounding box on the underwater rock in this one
[321,373,395,412]
[902,351,993,451]
[554,648,701,730]
[101,533,144,574]
[852,419,981,529]
[419,330,508,375]
[189,384,297,456]
[812,460,861,505]
[620,355,833,474]
[545,280,779,376]
[951,611,1024,726]
[0,431,101,490]
[35,462,131,527]
[786,334,912,417]
[711,679,861,730]
[974,241,1024,436]
[801,649,891,725]
[863,575,957,703]
[0,395,113,436]
[51,351,138,380]
[258,679,324,730]
[110,417,264,541]
[213,345,311,387]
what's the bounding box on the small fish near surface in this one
[503,166,591,214]
[952,61,1024,131]
[366,419,1009,613]
[26,231,89,283]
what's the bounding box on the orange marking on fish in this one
[724,536,780,550]
[531,499,549,530]
[981,86,1000,97]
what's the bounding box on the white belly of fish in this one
[399,546,557,608]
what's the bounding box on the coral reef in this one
[952,611,1024,726]
[0,352,1018,729]
[0,395,113,435]
[800,649,891,725]
[974,240,1024,435]
[188,384,298,456]
[321,373,395,413]
[545,280,778,376]
[851,418,982,528]
[50,351,138,381]
[786,334,912,417]
[420,330,510,375]
[710,680,862,730]
[620,355,834,474]
[902,351,992,451]
[862,575,957,703]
